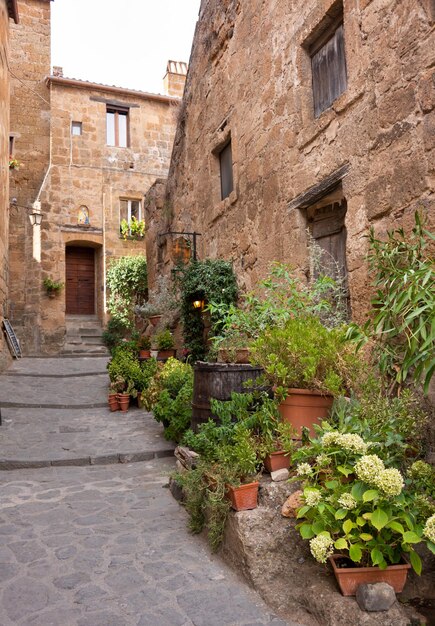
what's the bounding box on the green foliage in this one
[208,261,349,355]
[43,277,64,292]
[328,387,428,467]
[120,216,146,240]
[102,318,131,354]
[106,255,148,327]
[107,346,157,393]
[294,437,434,573]
[177,259,238,361]
[137,335,151,350]
[154,329,174,350]
[251,316,358,395]
[151,358,194,442]
[347,212,434,393]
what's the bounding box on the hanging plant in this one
[177,259,238,362]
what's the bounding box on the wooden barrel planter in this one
[191,362,263,432]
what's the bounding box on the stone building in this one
[0,0,19,371]
[7,0,186,356]
[147,0,435,324]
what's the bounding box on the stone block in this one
[270,468,290,482]
[356,583,396,612]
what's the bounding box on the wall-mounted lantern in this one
[192,299,205,310]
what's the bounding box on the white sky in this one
[51,0,201,94]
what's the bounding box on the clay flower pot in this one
[148,315,162,327]
[157,349,176,361]
[226,481,259,511]
[278,388,334,439]
[117,393,130,412]
[329,554,411,596]
[108,393,119,412]
[139,349,151,359]
[264,450,290,473]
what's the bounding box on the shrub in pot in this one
[250,316,359,437]
[154,329,176,360]
[293,430,435,595]
[138,335,151,358]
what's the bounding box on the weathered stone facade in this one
[147,0,435,324]
[0,0,19,371]
[7,0,186,355]
[8,0,51,355]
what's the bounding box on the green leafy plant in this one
[137,335,151,350]
[102,318,131,354]
[154,329,174,351]
[347,212,434,393]
[136,275,177,319]
[152,359,194,441]
[251,316,359,396]
[120,216,146,240]
[176,259,238,361]
[43,277,64,293]
[294,434,435,574]
[106,255,148,327]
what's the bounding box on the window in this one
[120,199,141,232]
[107,107,129,147]
[9,136,15,156]
[219,140,234,200]
[71,121,82,136]
[309,12,347,117]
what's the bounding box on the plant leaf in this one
[409,550,422,575]
[371,508,389,531]
[300,524,315,539]
[334,538,348,550]
[349,543,363,562]
[363,489,379,503]
[402,531,421,544]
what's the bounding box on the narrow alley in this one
[0,356,295,626]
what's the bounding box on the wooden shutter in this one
[311,24,347,117]
[219,141,234,200]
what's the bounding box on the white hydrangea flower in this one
[423,514,435,544]
[305,489,322,507]
[309,534,334,563]
[316,454,331,466]
[338,433,368,455]
[296,463,313,477]
[322,431,340,447]
[374,468,404,497]
[354,455,385,485]
[408,461,433,481]
[338,492,357,510]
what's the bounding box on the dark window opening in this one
[310,14,347,117]
[219,141,234,200]
[107,107,129,147]
[9,136,15,156]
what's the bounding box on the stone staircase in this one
[62,315,109,356]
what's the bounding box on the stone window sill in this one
[209,189,238,224]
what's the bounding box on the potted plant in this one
[117,380,137,412]
[138,335,151,359]
[43,277,64,298]
[293,431,435,595]
[108,378,125,411]
[250,316,358,437]
[154,329,176,360]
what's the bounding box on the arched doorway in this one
[65,246,95,314]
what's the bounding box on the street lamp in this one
[29,211,42,226]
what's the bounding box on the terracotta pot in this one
[148,315,162,327]
[329,554,411,596]
[278,388,334,439]
[226,481,259,511]
[264,450,290,473]
[108,393,119,412]
[117,393,130,412]
[217,347,251,364]
[139,349,151,359]
[157,349,176,360]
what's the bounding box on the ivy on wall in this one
[177,259,238,361]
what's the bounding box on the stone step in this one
[79,328,103,337]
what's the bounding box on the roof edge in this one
[46,76,179,104]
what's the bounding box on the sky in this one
[51,0,201,95]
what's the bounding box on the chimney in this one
[163,60,188,97]
[52,66,63,77]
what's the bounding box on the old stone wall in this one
[0,0,11,371]
[36,80,180,349]
[156,0,435,322]
[8,0,51,354]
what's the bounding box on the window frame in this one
[107,106,129,148]
[218,140,234,201]
[119,198,142,235]
[71,121,83,136]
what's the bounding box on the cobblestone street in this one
[0,357,296,626]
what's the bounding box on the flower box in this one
[329,554,411,596]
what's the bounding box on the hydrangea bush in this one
[294,430,435,574]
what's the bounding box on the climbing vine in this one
[106,255,148,327]
[177,259,238,361]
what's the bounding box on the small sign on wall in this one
[78,205,90,226]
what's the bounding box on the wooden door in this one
[65,247,95,314]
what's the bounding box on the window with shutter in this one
[310,17,347,117]
[219,141,234,200]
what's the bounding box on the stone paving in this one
[0,357,298,625]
